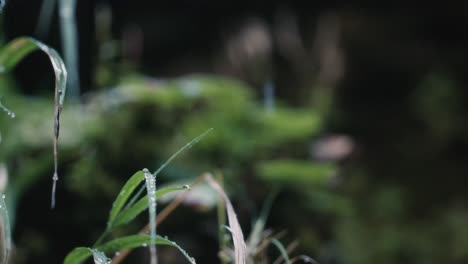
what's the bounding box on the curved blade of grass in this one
[153,128,213,176]
[0,38,67,105]
[107,170,145,227]
[111,186,189,228]
[272,239,292,264]
[124,128,213,216]
[205,174,247,264]
[64,235,196,264]
[0,36,68,208]
[144,169,157,264]
[89,248,110,264]
[0,193,10,264]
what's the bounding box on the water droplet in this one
[142,168,150,173]
[114,251,120,256]
[0,99,15,119]
[2,194,5,199]
[183,184,190,189]
[142,243,147,247]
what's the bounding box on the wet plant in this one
[64,129,213,264]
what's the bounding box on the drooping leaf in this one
[107,171,145,227]
[0,36,68,208]
[64,235,196,264]
[0,37,67,104]
[205,174,247,264]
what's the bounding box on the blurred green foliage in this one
[0,74,333,262]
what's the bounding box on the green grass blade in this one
[112,186,189,228]
[0,193,11,264]
[124,128,213,214]
[248,190,278,249]
[143,169,158,264]
[272,239,291,264]
[59,0,80,99]
[64,235,196,264]
[153,128,213,177]
[63,247,90,264]
[107,170,145,228]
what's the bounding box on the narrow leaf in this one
[124,128,213,218]
[0,37,67,104]
[112,186,189,228]
[107,171,145,227]
[205,174,247,264]
[0,193,11,264]
[63,247,91,264]
[272,239,292,264]
[64,235,196,264]
[0,37,68,208]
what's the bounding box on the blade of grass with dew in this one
[111,185,189,228]
[144,168,158,264]
[59,0,80,99]
[205,174,247,264]
[64,235,196,264]
[107,170,145,228]
[0,99,15,118]
[0,193,11,264]
[127,128,213,212]
[89,248,110,264]
[0,37,67,208]
[272,239,292,264]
